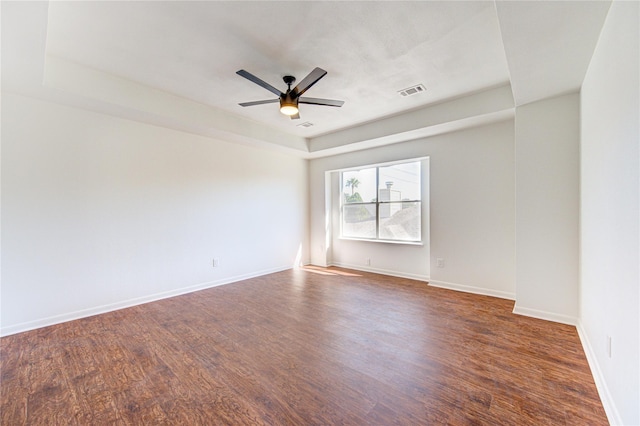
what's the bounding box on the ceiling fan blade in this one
[236,70,283,97]
[239,99,279,107]
[291,67,327,97]
[290,113,300,120]
[299,97,344,107]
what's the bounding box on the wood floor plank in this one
[1,267,608,425]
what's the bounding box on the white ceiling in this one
[2,1,612,157]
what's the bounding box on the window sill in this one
[338,237,423,246]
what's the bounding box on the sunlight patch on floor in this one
[301,265,362,277]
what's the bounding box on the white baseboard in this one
[327,262,429,282]
[0,265,292,337]
[511,304,577,326]
[576,321,622,426]
[428,280,515,300]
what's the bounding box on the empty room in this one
[1,1,638,425]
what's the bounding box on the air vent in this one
[398,84,426,97]
[297,122,314,128]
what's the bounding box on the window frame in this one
[339,158,424,245]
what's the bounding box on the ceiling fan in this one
[236,67,344,120]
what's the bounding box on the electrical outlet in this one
[212,258,219,268]
[607,335,612,358]
[366,258,371,266]
[436,258,444,268]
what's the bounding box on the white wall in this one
[1,93,309,335]
[310,120,515,298]
[580,1,639,424]
[514,93,580,324]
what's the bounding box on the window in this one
[341,160,421,243]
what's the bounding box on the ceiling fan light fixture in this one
[279,98,299,116]
[237,68,343,119]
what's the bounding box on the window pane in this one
[342,168,376,204]
[379,201,421,241]
[340,160,423,243]
[379,162,420,202]
[342,203,377,239]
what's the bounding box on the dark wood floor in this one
[1,267,607,425]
